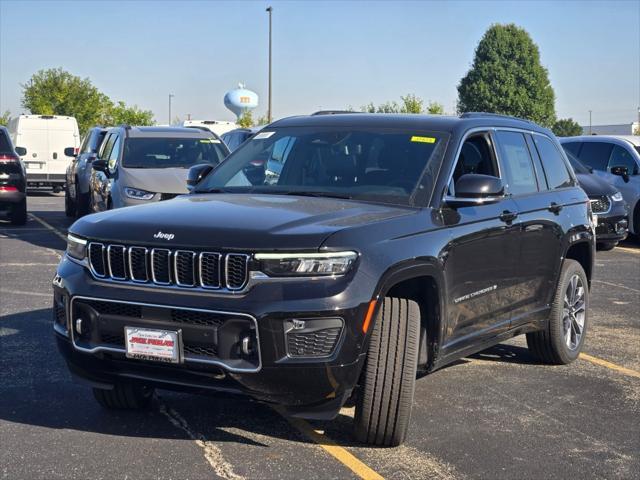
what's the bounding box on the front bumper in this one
[53,255,371,419]
[594,201,628,243]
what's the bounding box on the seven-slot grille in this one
[590,196,611,214]
[88,242,249,291]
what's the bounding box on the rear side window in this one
[496,131,538,196]
[578,142,613,171]
[608,145,638,174]
[533,136,572,189]
[0,131,13,154]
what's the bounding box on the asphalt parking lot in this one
[1,192,638,480]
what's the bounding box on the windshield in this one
[195,127,448,205]
[122,137,227,169]
[566,151,591,174]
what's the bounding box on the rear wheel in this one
[93,383,154,410]
[354,297,420,447]
[526,259,589,364]
[64,183,76,217]
[9,198,27,225]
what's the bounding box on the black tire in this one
[526,259,589,365]
[75,185,90,217]
[93,383,154,410]
[596,241,617,251]
[9,198,27,225]
[354,297,420,447]
[64,184,76,217]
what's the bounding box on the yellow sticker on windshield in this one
[411,136,436,144]
[199,139,212,143]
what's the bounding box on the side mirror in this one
[447,174,505,207]
[64,147,77,157]
[92,159,108,173]
[610,165,630,182]
[187,163,214,191]
[15,147,26,156]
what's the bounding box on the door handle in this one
[499,210,518,223]
[548,202,563,214]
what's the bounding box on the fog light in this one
[284,318,344,358]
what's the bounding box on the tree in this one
[457,24,556,127]
[426,101,444,115]
[400,94,423,114]
[21,68,155,134]
[0,110,10,127]
[360,94,436,114]
[552,118,583,137]
[237,110,254,128]
[634,125,640,136]
[255,113,270,126]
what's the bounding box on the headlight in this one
[66,234,87,260]
[611,192,623,202]
[124,187,155,200]
[255,251,358,277]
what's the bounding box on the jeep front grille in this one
[88,242,249,291]
[590,196,611,214]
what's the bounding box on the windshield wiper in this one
[283,191,353,200]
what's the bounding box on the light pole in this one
[266,6,273,123]
[588,110,592,135]
[169,94,174,125]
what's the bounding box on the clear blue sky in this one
[1,0,638,126]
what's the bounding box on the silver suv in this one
[560,135,640,237]
[89,126,229,212]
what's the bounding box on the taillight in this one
[0,154,19,163]
[0,186,18,192]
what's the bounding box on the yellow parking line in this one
[580,353,640,379]
[27,213,67,242]
[276,410,384,480]
[615,246,640,255]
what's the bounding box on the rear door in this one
[18,120,49,177]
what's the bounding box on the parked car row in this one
[0,126,28,224]
[55,112,598,447]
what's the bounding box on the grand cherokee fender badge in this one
[454,285,497,304]
[153,231,175,241]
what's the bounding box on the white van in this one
[182,120,237,137]
[8,115,80,189]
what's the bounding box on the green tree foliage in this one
[21,68,154,134]
[0,110,10,126]
[634,125,640,136]
[457,24,556,127]
[426,101,444,115]
[552,118,583,137]
[237,110,254,128]
[360,94,439,114]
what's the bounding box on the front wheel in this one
[526,259,589,364]
[354,297,420,447]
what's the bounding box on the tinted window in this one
[89,130,107,153]
[196,127,448,206]
[122,137,227,168]
[565,151,591,174]
[79,134,91,154]
[533,135,572,189]
[99,134,116,160]
[608,145,638,174]
[561,142,581,157]
[578,142,612,171]
[107,135,121,171]
[452,134,498,184]
[0,131,13,153]
[496,131,538,195]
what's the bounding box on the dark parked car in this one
[0,126,27,225]
[566,151,628,250]
[221,126,261,151]
[54,113,594,446]
[64,126,107,217]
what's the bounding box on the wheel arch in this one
[564,240,593,288]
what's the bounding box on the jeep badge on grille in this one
[153,231,175,241]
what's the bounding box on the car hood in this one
[71,194,417,250]
[121,167,190,194]
[575,172,617,197]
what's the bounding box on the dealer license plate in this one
[125,327,181,363]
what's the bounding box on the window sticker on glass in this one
[411,136,436,144]
[199,139,220,143]
[253,131,275,140]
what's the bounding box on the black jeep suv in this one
[0,126,27,225]
[53,113,594,446]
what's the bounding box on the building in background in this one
[581,122,639,135]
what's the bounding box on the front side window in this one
[496,131,538,196]
[196,127,449,206]
[122,137,227,169]
[89,131,107,154]
[578,142,612,171]
[533,135,572,189]
[98,133,115,160]
[608,145,638,174]
[107,135,121,171]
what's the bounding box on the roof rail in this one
[460,112,534,124]
[311,110,356,116]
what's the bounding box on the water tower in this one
[224,84,259,120]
